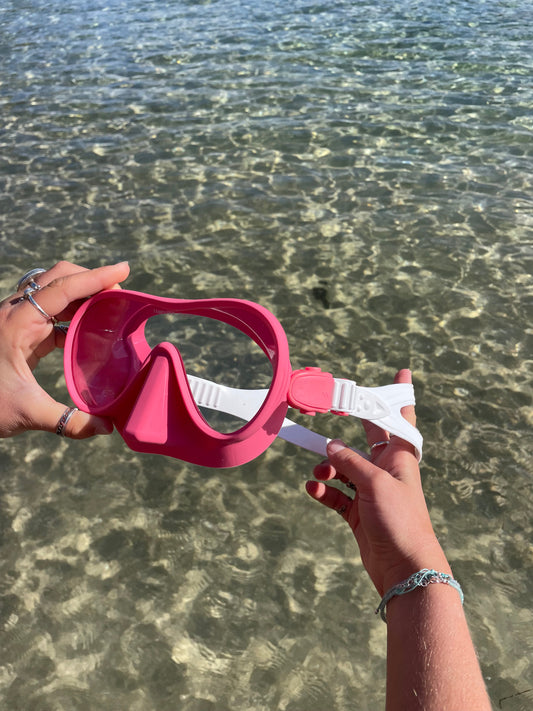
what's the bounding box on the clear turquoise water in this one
[0,1,532,709]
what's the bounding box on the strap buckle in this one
[288,367,334,415]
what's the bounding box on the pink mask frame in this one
[64,290,423,467]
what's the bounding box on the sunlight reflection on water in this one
[0,0,532,709]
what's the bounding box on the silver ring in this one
[56,407,78,436]
[22,281,42,293]
[22,289,56,323]
[370,440,390,450]
[16,268,47,292]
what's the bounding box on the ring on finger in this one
[16,268,47,292]
[346,481,357,491]
[56,407,79,436]
[21,288,57,324]
[370,440,390,451]
[336,504,347,515]
[15,281,42,301]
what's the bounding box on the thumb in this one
[53,404,114,439]
[25,390,113,439]
[326,440,388,494]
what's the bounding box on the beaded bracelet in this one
[375,568,464,622]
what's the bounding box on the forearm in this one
[308,436,492,709]
[385,580,492,711]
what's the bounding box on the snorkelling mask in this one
[64,290,423,468]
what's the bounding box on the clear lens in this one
[144,313,273,432]
[71,296,145,409]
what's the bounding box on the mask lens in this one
[144,313,273,432]
[69,295,146,409]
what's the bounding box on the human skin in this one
[0,260,130,438]
[306,370,492,711]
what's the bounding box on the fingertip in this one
[114,260,130,279]
[313,459,336,481]
[305,479,316,495]
[103,261,130,289]
[305,480,327,500]
[68,413,114,439]
[326,440,366,464]
[394,368,412,384]
[326,439,347,457]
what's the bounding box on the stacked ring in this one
[23,288,56,323]
[15,268,57,324]
[16,268,47,293]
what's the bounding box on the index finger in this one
[20,261,89,290]
[323,440,393,495]
[29,262,130,322]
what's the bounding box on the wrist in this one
[377,568,464,622]
[381,541,452,595]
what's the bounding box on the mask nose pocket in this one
[118,342,204,452]
[143,312,274,433]
[114,340,289,468]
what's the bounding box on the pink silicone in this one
[64,290,292,468]
[287,367,334,415]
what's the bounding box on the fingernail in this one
[305,480,325,499]
[327,439,346,455]
[305,480,317,495]
[313,462,331,481]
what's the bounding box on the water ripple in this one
[0,0,532,708]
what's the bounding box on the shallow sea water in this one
[0,0,532,709]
